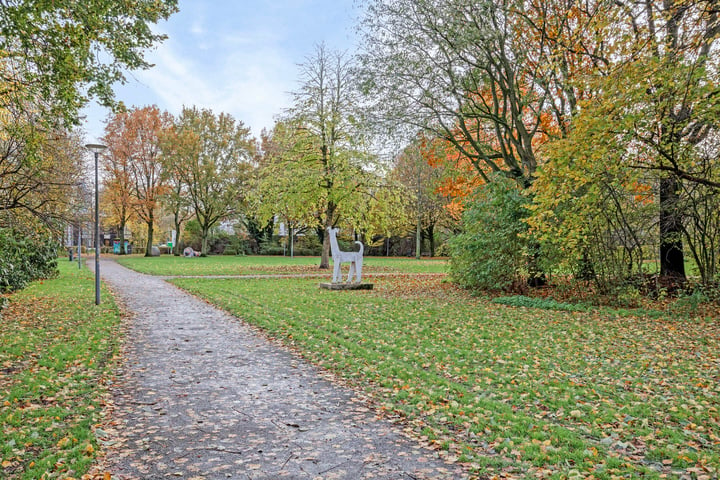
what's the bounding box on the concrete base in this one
[319,283,374,291]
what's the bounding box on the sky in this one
[81,0,360,143]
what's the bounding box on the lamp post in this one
[85,143,107,305]
[77,224,81,270]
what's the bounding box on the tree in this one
[359,0,603,285]
[528,113,659,291]
[103,106,172,256]
[355,179,408,255]
[289,44,378,268]
[391,135,456,257]
[173,106,255,256]
[359,0,580,188]
[252,121,319,255]
[0,1,176,290]
[611,0,719,282]
[0,107,85,230]
[363,0,720,290]
[159,123,196,255]
[0,0,178,123]
[531,0,720,286]
[100,146,135,255]
[0,107,82,291]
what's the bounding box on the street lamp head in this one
[85,143,107,154]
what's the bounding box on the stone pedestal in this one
[319,283,374,291]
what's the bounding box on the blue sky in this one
[81,0,359,142]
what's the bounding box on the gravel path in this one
[98,259,469,479]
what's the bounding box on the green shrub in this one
[294,234,322,255]
[259,244,285,255]
[613,284,642,308]
[0,227,59,294]
[448,175,531,291]
[492,295,592,312]
[293,247,318,256]
[670,287,711,316]
[228,236,251,255]
[182,219,203,251]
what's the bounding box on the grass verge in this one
[0,260,122,480]
[170,274,720,479]
[115,254,448,276]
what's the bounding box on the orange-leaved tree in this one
[103,106,173,256]
[360,0,600,188]
[100,145,135,255]
[360,0,611,288]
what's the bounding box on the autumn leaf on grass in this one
[83,443,95,455]
[57,436,72,448]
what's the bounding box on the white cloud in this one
[190,20,204,36]
[137,41,295,137]
[81,0,358,142]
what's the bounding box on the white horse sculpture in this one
[327,227,364,283]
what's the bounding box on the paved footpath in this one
[97,259,469,480]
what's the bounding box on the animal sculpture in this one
[327,227,364,283]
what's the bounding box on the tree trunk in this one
[320,228,331,269]
[174,223,182,256]
[118,220,126,255]
[415,215,421,259]
[289,226,294,258]
[173,209,183,256]
[659,176,686,281]
[201,225,209,256]
[427,224,435,257]
[319,203,336,269]
[144,216,154,257]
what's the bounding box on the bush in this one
[259,244,285,256]
[194,229,254,256]
[182,220,203,252]
[492,295,591,312]
[292,247,318,256]
[294,234,322,255]
[208,231,231,255]
[670,286,712,316]
[448,175,532,292]
[227,235,251,255]
[0,227,59,294]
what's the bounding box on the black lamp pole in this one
[85,143,107,305]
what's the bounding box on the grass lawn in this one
[0,260,122,480]
[170,274,720,479]
[115,253,448,276]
